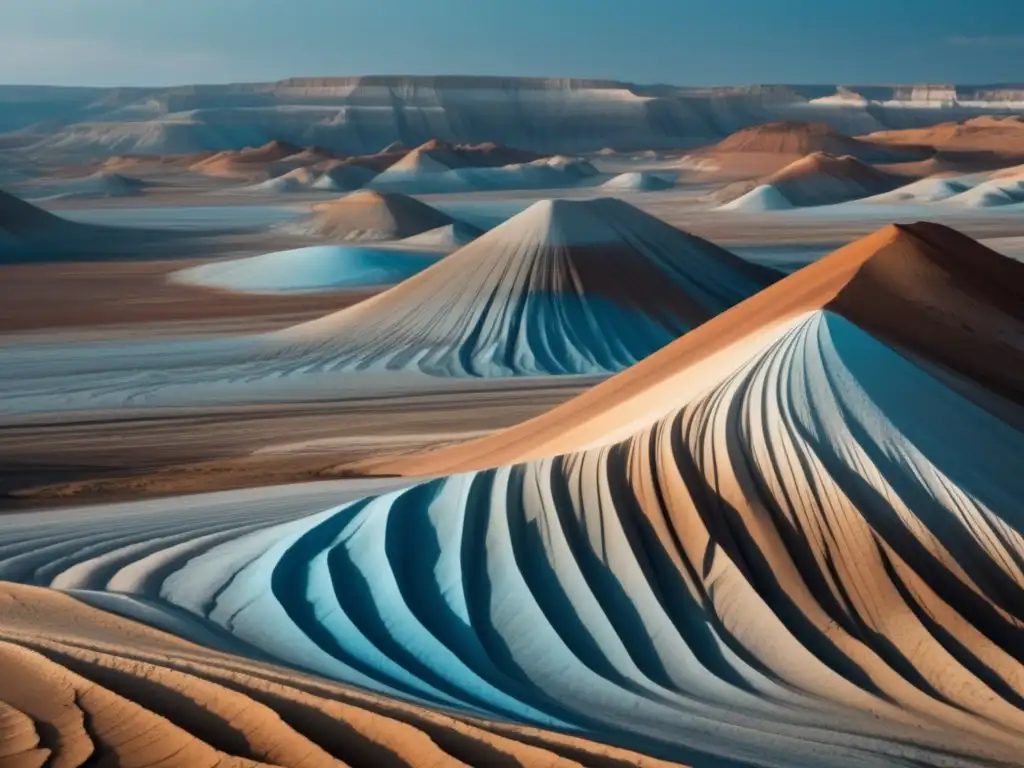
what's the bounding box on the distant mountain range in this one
[4,76,1024,157]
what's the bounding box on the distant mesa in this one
[276,197,777,376]
[601,171,674,191]
[290,190,455,241]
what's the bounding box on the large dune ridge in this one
[276,197,777,376]
[3,223,1023,765]
[290,190,455,241]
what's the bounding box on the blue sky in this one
[1,0,1023,86]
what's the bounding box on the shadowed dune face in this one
[280,198,777,376]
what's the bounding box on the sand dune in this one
[278,197,775,376]
[289,190,455,241]
[245,167,318,193]
[717,184,794,211]
[709,121,925,163]
[20,78,1024,157]
[601,171,675,191]
[718,152,905,209]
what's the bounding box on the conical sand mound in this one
[762,152,903,205]
[278,197,777,376]
[291,190,454,241]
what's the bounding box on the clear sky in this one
[1,0,1023,87]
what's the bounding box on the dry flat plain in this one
[1,78,1024,767]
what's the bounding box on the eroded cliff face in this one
[8,76,1024,156]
